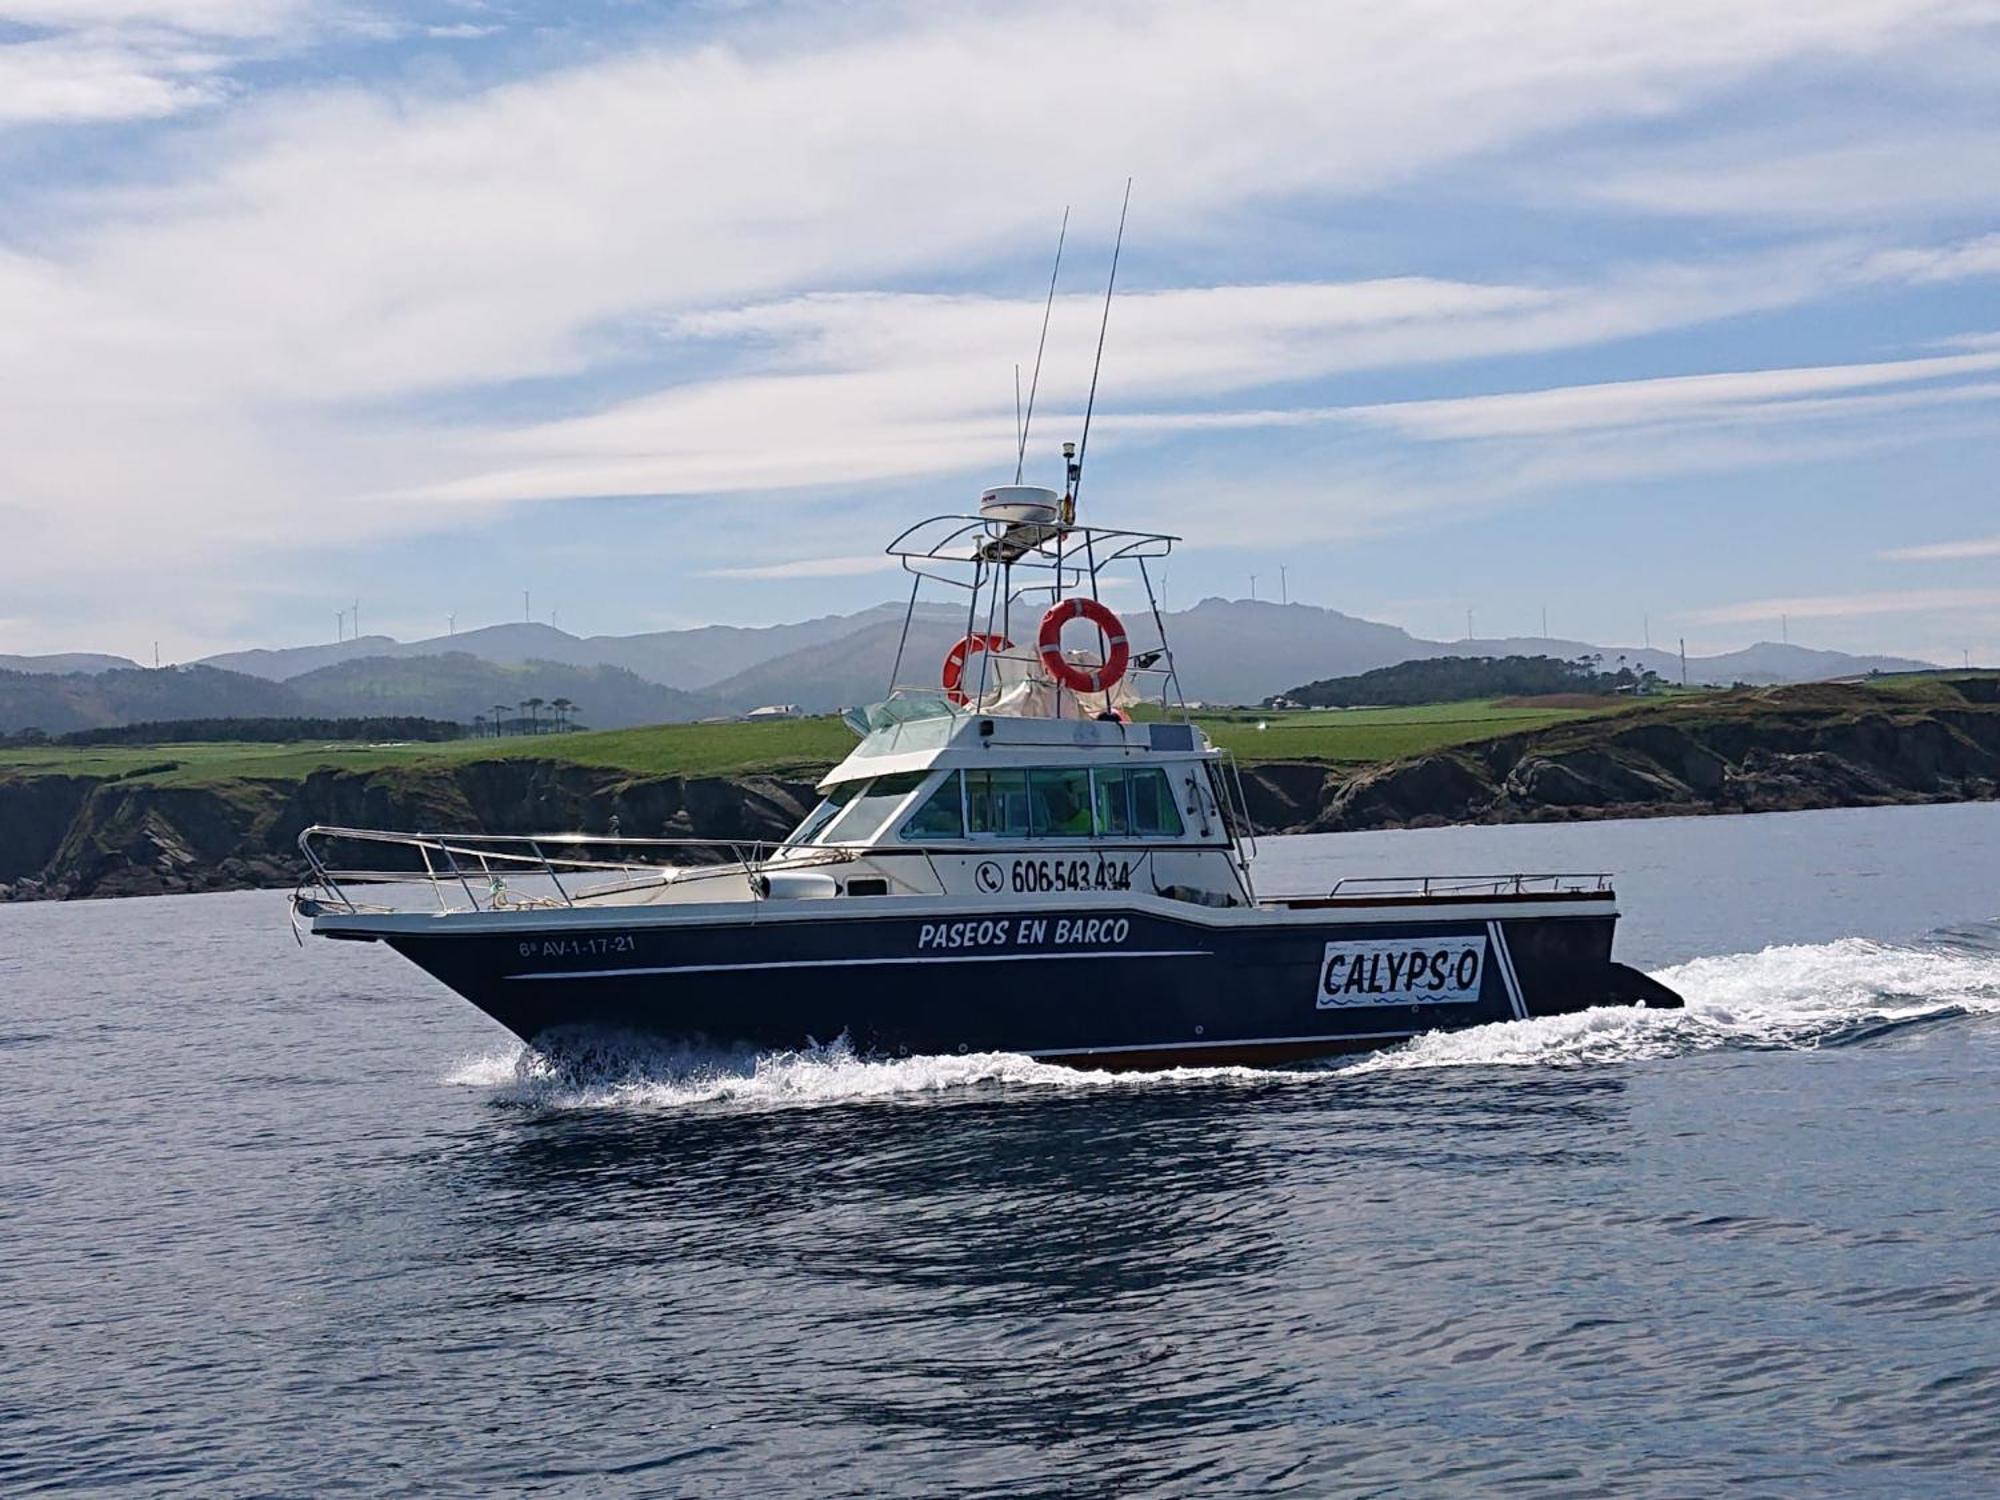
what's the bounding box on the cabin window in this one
[1092,768,1132,835]
[966,769,1031,837]
[1084,767,1184,838]
[819,771,928,843]
[967,765,1190,839]
[900,771,965,840]
[788,780,861,846]
[1129,767,1185,837]
[1028,769,1094,837]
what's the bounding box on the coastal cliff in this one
[0,763,820,901]
[1236,681,2000,832]
[5,681,1998,902]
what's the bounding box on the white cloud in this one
[1883,533,2000,560]
[6,0,2000,651]
[703,554,900,580]
[1937,331,2000,351]
[1576,131,2000,222]
[0,3,301,26]
[1339,351,2000,441]
[0,32,227,124]
[1864,233,2000,283]
[393,250,2000,508]
[0,1,316,125]
[1688,588,2000,625]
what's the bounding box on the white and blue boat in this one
[293,467,1680,1068]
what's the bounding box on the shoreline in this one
[6,679,1998,903]
[5,789,1996,907]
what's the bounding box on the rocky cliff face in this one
[7,683,1998,902]
[0,762,822,901]
[1239,685,2000,832]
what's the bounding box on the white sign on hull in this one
[1317,937,1487,1009]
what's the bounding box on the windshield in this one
[818,772,929,844]
[785,781,861,847]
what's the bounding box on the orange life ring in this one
[1037,597,1129,694]
[941,632,1012,705]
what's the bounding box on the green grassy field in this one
[1190,700,1628,763]
[0,718,856,787]
[0,697,1628,787]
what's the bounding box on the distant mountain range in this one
[0,600,1935,733]
[197,605,914,691]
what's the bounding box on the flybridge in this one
[878,502,1184,723]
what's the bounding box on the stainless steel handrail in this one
[1320,873,1614,898]
[294,824,801,915]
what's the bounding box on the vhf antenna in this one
[1015,206,1068,484]
[1014,363,1023,459]
[1067,178,1131,519]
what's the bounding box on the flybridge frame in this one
[881,513,1187,718]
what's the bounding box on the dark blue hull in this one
[356,900,1678,1069]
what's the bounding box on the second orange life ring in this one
[941,633,1012,704]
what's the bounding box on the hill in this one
[1279,653,1656,708]
[1431,636,1933,688]
[281,653,708,728]
[28,601,1939,720]
[639,601,1935,711]
[0,654,713,735]
[0,665,305,735]
[199,606,913,691]
[0,652,142,676]
[692,597,1478,711]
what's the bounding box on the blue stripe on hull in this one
[383,906,1630,1063]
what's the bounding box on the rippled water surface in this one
[6,803,2000,1495]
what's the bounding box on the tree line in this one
[1272,654,1664,708]
[477,696,582,736]
[7,715,469,747]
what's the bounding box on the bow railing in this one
[292,825,812,917]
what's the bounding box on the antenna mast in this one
[1016,207,1068,484]
[1068,178,1131,518]
[1014,364,1024,461]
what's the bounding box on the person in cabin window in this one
[1037,776,1093,836]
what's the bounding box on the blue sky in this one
[2,0,1999,664]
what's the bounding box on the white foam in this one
[440,931,2000,1102]
[1342,934,2000,1075]
[444,1034,1293,1112]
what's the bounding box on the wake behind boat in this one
[293,468,1681,1067]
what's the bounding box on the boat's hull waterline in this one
[312,896,1679,1069]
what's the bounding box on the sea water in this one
[4,802,1999,1495]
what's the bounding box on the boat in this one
[292,457,1682,1069]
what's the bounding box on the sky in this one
[2,0,1998,666]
